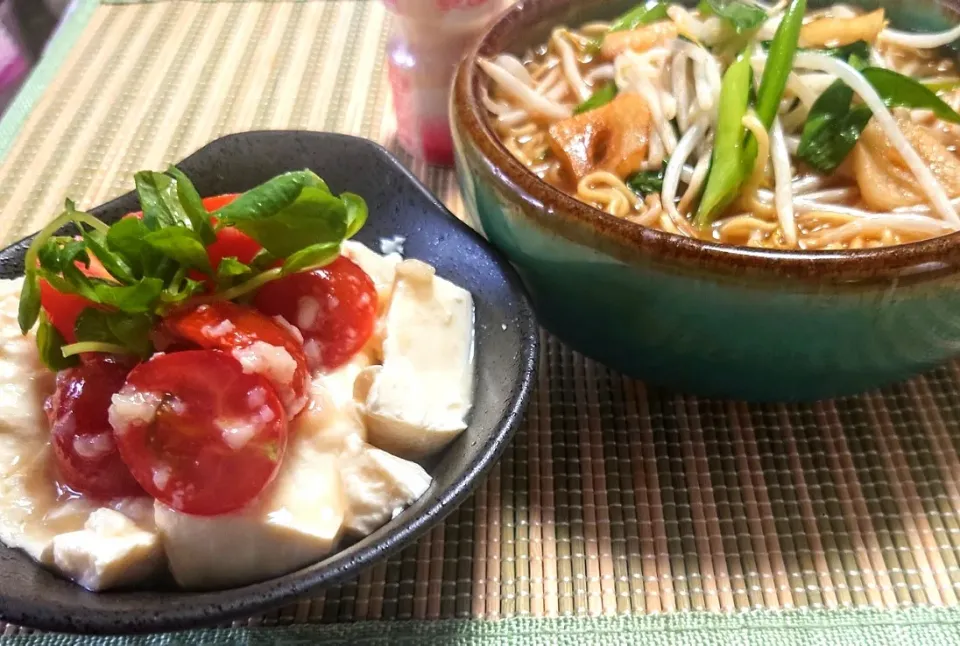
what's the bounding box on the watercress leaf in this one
[341,192,368,239]
[91,278,164,313]
[626,163,666,196]
[38,238,90,274]
[249,248,278,271]
[74,308,153,357]
[282,242,341,275]
[167,166,216,245]
[35,268,81,298]
[223,186,348,257]
[213,170,328,223]
[216,256,252,280]
[144,226,213,273]
[797,79,872,172]
[862,67,960,124]
[574,82,618,115]
[18,271,40,334]
[698,0,766,34]
[135,171,186,230]
[60,263,98,301]
[83,230,136,284]
[609,1,669,32]
[105,217,150,277]
[37,311,77,370]
[160,275,205,305]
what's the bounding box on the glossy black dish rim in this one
[0,132,540,634]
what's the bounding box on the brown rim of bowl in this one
[452,0,960,282]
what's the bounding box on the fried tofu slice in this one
[600,22,678,60]
[547,93,651,181]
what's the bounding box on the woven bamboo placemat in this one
[5,0,960,642]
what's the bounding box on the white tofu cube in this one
[155,449,345,589]
[52,508,163,591]
[359,260,474,459]
[339,436,432,535]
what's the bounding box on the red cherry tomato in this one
[201,194,240,213]
[39,254,112,343]
[253,256,377,371]
[201,194,262,269]
[161,301,309,417]
[128,194,262,277]
[46,357,144,500]
[111,350,287,516]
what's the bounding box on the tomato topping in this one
[46,356,144,500]
[201,194,263,270]
[39,254,112,343]
[253,256,377,371]
[129,194,262,277]
[110,350,287,516]
[205,226,262,269]
[161,301,309,417]
[201,194,240,213]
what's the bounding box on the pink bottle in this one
[385,0,509,166]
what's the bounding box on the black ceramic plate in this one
[0,132,538,633]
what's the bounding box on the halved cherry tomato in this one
[201,194,240,213]
[161,301,309,417]
[46,356,144,500]
[253,256,377,371]
[127,194,262,275]
[111,350,286,516]
[200,194,262,269]
[39,254,112,343]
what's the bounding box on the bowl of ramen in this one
[451,0,960,401]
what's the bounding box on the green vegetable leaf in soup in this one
[862,67,960,124]
[698,0,767,34]
[626,163,666,197]
[609,1,669,32]
[797,79,872,172]
[574,82,618,115]
[820,40,870,64]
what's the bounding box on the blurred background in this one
[0,0,71,116]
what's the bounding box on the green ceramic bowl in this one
[451,0,960,402]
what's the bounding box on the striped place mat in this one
[5,0,960,642]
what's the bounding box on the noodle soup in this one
[478,0,960,250]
